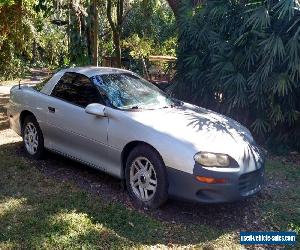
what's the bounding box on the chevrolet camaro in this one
[7,67,265,208]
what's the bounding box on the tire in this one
[125,144,168,208]
[22,114,45,159]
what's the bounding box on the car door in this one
[45,72,120,175]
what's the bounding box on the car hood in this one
[127,102,262,168]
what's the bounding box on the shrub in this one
[174,0,300,150]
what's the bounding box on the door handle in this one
[48,107,55,113]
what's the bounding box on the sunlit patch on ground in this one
[0,197,27,216]
[0,129,22,146]
[38,211,124,249]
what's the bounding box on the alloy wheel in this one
[129,156,158,201]
[24,122,39,155]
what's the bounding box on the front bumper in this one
[167,161,265,203]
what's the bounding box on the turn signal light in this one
[196,176,226,184]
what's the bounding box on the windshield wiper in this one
[161,104,176,109]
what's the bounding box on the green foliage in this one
[122,34,154,59]
[175,0,300,150]
[0,0,15,7]
[0,0,67,80]
[124,0,176,40]
[0,0,35,79]
[34,18,68,67]
[0,0,176,80]
[122,0,177,58]
[120,0,176,74]
[34,0,90,66]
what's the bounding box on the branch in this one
[50,19,68,26]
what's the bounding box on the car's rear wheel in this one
[22,115,44,159]
[125,145,168,208]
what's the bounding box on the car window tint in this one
[51,72,102,107]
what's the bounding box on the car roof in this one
[41,66,133,95]
[59,66,132,77]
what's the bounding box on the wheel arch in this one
[20,110,36,129]
[121,140,165,178]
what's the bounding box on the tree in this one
[0,0,176,77]
[35,0,101,65]
[92,0,99,65]
[87,0,99,66]
[175,0,300,150]
[106,0,125,67]
[0,0,37,79]
[165,0,180,16]
[106,0,178,68]
[165,0,201,17]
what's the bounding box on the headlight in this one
[194,152,230,167]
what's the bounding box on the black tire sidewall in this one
[22,115,44,159]
[125,145,168,209]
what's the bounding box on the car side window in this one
[51,72,103,108]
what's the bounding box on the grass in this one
[0,142,232,249]
[0,89,299,248]
[0,142,299,249]
[262,160,300,235]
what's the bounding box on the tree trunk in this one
[92,0,98,66]
[86,20,92,62]
[107,0,123,68]
[68,0,71,61]
[113,31,121,67]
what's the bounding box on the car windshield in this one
[90,73,175,109]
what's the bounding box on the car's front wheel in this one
[125,145,168,208]
[22,115,45,159]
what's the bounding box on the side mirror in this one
[85,103,106,117]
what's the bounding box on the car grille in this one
[239,168,264,196]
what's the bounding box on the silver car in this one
[7,67,265,208]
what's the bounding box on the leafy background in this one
[1,0,300,152]
[174,0,300,152]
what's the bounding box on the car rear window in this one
[34,75,53,92]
